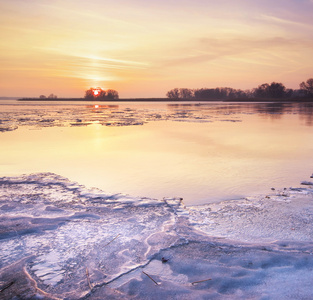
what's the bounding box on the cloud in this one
[259,14,313,29]
[160,37,304,68]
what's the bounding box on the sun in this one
[92,87,104,97]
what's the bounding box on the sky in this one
[1,0,313,98]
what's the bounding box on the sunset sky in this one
[1,0,313,98]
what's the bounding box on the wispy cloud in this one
[76,54,149,68]
[160,37,305,67]
[260,14,313,28]
[38,47,149,75]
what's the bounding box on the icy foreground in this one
[1,173,313,299]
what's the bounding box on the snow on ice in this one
[1,173,313,299]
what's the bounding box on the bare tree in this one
[268,82,286,98]
[166,88,180,99]
[253,83,270,98]
[253,82,286,98]
[84,88,119,100]
[48,93,57,99]
[300,78,313,96]
[98,89,107,99]
[106,89,119,99]
[85,88,95,99]
[179,88,193,98]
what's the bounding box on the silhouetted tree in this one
[236,89,250,98]
[285,89,294,98]
[193,87,248,99]
[166,88,180,99]
[253,82,286,98]
[166,81,300,101]
[97,89,107,99]
[293,89,307,98]
[84,88,119,100]
[48,93,57,99]
[106,89,119,99]
[268,82,286,98]
[194,88,215,99]
[85,88,96,100]
[253,83,270,98]
[300,78,313,96]
[179,88,193,98]
[221,87,247,99]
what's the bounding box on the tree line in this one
[84,87,119,100]
[166,78,313,100]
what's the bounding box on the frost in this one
[1,173,313,299]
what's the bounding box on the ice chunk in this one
[1,173,313,299]
[301,181,313,185]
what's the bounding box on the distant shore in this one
[18,97,313,102]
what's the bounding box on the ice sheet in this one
[0,103,246,132]
[1,173,313,299]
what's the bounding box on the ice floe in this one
[0,104,240,132]
[1,173,313,299]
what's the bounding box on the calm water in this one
[1,100,313,205]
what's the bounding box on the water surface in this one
[1,100,313,205]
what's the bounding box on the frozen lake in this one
[1,100,313,299]
[1,100,313,205]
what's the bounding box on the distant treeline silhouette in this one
[166,78,313,100]
[85,87,119,100]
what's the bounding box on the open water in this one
[1,100,313,205]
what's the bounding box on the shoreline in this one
[17,97,313,102]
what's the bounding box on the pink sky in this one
[1,0,313,98]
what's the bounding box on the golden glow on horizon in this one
[1,0,313,97]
